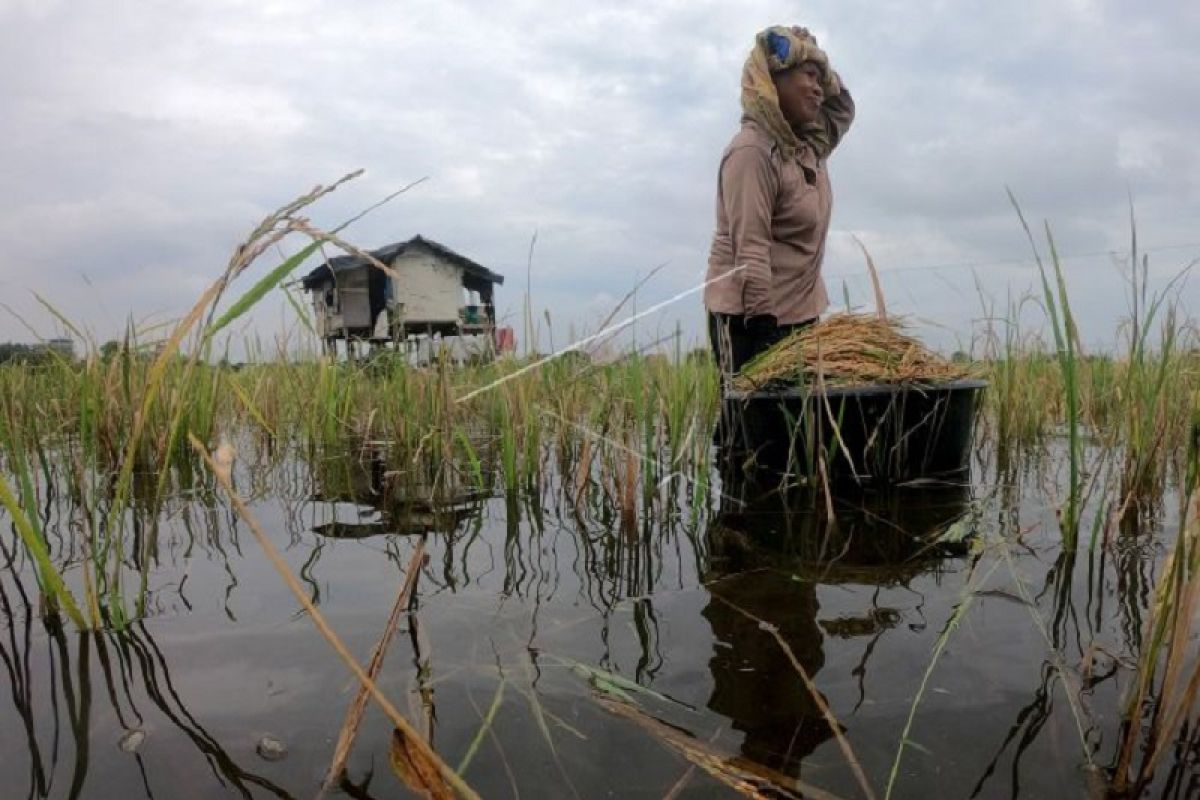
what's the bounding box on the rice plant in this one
[6,174,1200,798]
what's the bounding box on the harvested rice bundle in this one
[732,313,971,391]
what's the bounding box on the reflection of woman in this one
[705,25,855,377]
[703,569,831,772]
[701,473,971,775]
[702,475,832,773]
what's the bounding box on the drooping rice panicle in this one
[732,313,972,391]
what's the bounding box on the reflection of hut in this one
[310,440,493,539]
[299,236,505,359]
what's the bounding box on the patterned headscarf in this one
[741,25,842,162]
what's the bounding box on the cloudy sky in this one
[1,0,1197,356]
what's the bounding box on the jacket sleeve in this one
[719,144,778,318]
[818,80,855,154]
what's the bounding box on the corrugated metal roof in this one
[300,235,504,289]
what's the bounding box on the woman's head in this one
[740,25,842,159]
[772,61,825,126]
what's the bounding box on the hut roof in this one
[299,235,505,290]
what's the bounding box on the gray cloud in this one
[1,0,1196,354]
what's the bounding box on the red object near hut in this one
[494,327,515,353]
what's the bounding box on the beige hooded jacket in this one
[703,88,855,324]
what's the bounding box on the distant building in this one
[46,338,74,358]
[300,236,505,359]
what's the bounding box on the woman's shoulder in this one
[724,118,777,158]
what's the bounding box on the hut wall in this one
[311,282,341,337]
[311,270,373,336]
[336,268,373,330]
[391,251,462,324]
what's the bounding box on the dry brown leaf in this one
[591,695,843,800]
[389,727,454,800]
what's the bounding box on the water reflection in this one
[309,442,489,540]
[0,575,294,799]
[8,437,1194,797]
[701,473,971,779]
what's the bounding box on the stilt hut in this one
[299,235,505,359]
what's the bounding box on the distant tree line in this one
[0,341,74,365]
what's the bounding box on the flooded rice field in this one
[2,438,1195,800]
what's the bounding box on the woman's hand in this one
[745,314,778,338]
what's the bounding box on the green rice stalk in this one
[1008,191,1082,543]
[455,678,507,774]
[1043,227,1083,541]
[207,240,323,340]
[282,283,317,336]
[885,558,1001,799]
[0,472,86,628]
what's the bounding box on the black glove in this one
[744,314,778,338]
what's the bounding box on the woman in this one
[705,25,855,377]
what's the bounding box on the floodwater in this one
[1,444,1194,799]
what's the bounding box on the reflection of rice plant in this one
[1112,482,1200,795]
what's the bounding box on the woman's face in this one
[773,61,825,126]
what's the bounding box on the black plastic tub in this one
[721,379,988,482]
